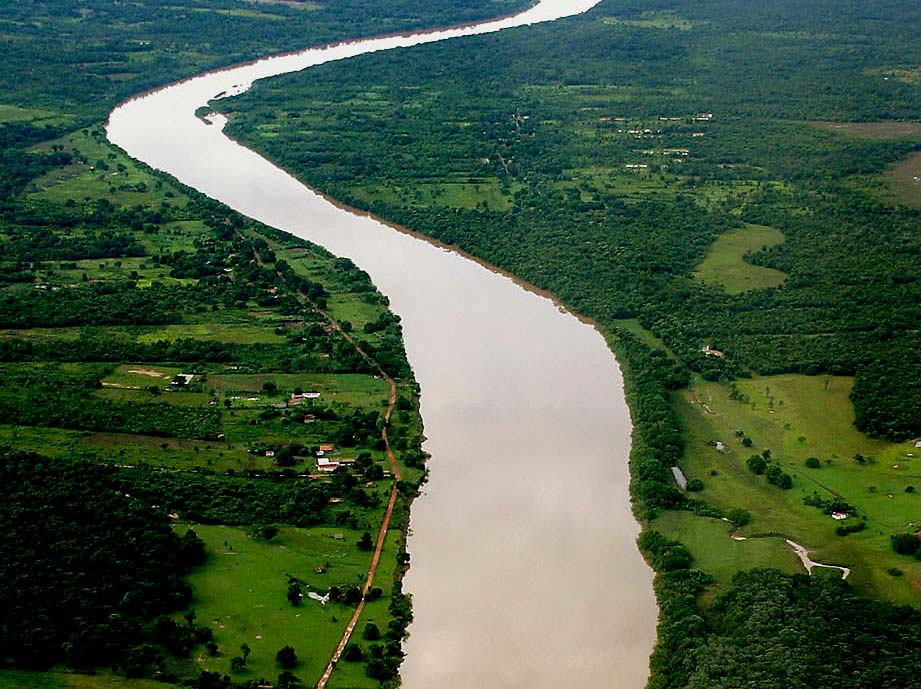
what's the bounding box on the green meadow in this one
[672,372,921,603]
[692,223,787,294]
[179,524,400,687]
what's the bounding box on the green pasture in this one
[650,511,802,586]
[28,131,183,208]
[674,372,921,603]
[0,103,70,126]
[136,324,286,345]
[209,372,388,405]
[182,524,399,687]
[886,150,921,208]
[692,223,786,293]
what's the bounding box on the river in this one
[106,1,657,687]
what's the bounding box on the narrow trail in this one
[250,240,403,688]
[786,539,851,580]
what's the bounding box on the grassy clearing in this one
[612,318,676,357]
[812,120,921,139]
[209,372,388,403]
[182,524,398,687]
[28,131,183,207]
[0,104,68,125]
[692,223,786,293]
[136,324,286,345]
[650,511,802,586]
[886,150,921,208]
[674,372,921,603]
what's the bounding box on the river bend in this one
[107,2,656,686]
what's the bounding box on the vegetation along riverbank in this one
[0,1,533,688]
[215,0,921,685]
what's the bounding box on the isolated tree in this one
[275,645,297,669]
[357,531,374,551]
[287,582,303,606]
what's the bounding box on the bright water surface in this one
[107,2,657,686]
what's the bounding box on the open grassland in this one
[182,524,399,687]
[650,511,802,586]
[812,120,921,139]
[692,223,787,293]
[674,372,921,603]
[887,150,921,208]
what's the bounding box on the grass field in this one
[692,223,787,293]
[650,511,802,586]
[812,120,921,139]
[182,524,400,687]
[673,372,921,603]
[29,131,184,208]
[887,150,921,208]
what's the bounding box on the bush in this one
[342,643,363,662]
[891,532,921,556]
[727,508,752,527]
[686,478,704,492]
[805,457,821,469]
[747,455,766,474]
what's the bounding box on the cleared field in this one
[674,372,921,603]
[650,511,802,586]
[887,150,921,208]
[692,223,786,293]
[136,324,286,345]
[812,120,921,139]
[182,524,399,687]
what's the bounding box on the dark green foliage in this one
[852,354,921,441]
[727,508,751,527]
[357,530,374,551]
[766,465,793,489]
[836,521,867,537]
[686,478,704,492]
[804,457,821,469]
[342,643,363,662]
[637,530,693,572]
[747,454,767,474]
[676,570,921,689]
[891,533,921,556]
[0,449,203,670]
[275,645,297,669]
[363,623,381,641]
[114,467,330,527]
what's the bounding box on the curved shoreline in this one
[106,1,541,120]
[214,114,601,330]
[107,1,657,686]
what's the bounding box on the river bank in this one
[107,1,658,687]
